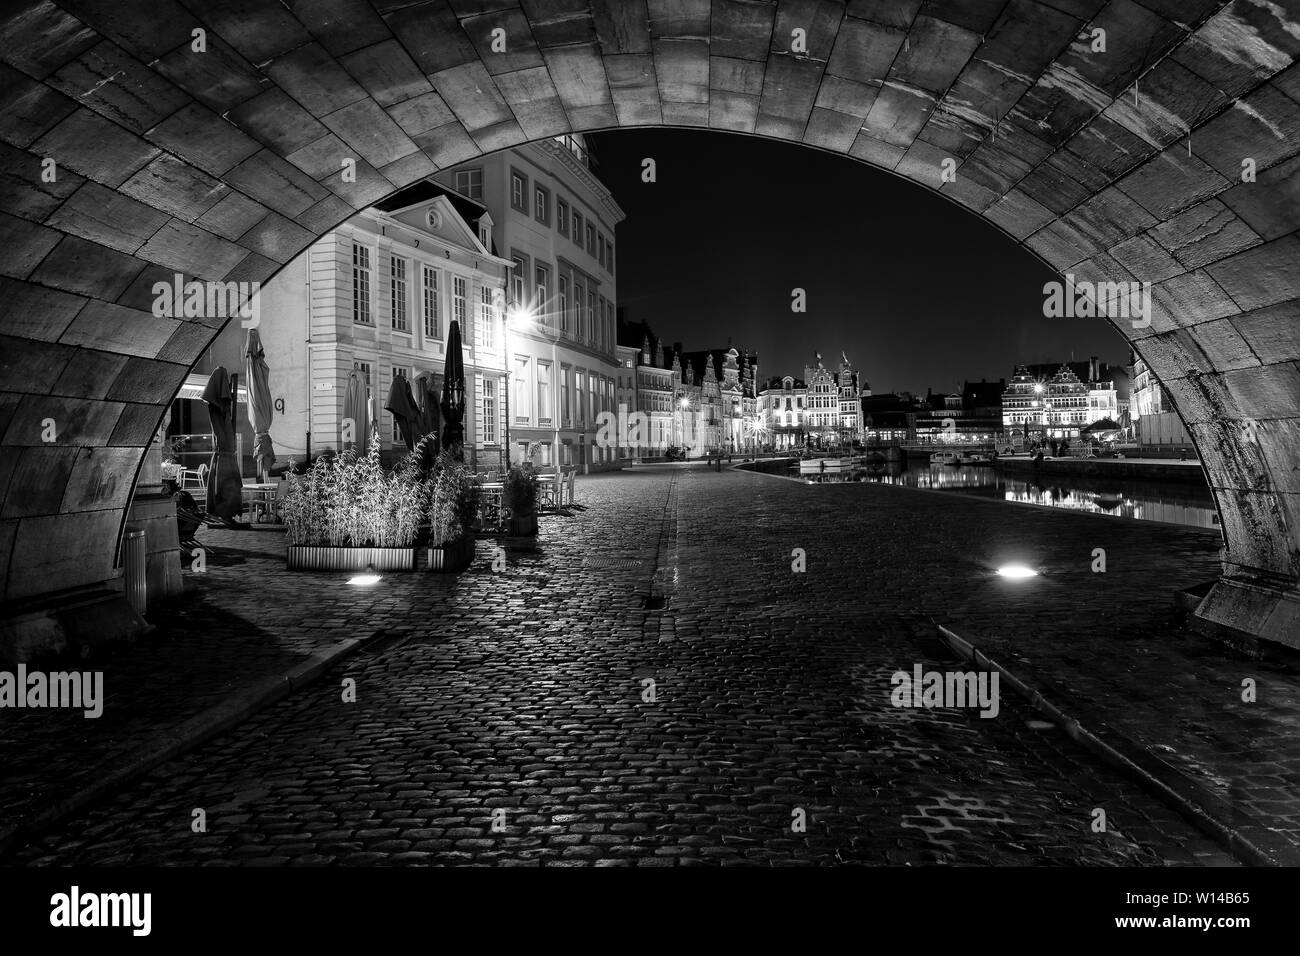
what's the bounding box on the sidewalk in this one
[0,525,380,853]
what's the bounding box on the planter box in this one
[508,514,538,536]
[286,545,417,571]
[425,535,475,573]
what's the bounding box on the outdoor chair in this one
[563,468,576,507]
[539,469,561,511]
[180,462,207,494]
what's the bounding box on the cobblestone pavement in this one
[10,466,1296,866]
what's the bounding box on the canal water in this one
[796,460,1220,531]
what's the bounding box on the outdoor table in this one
[241,482,279,523]
[537,473,561,509]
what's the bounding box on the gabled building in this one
[676,346,760,454]
[1003,362,1112,441]
[173,179,512,472]
[1130,349,1192,446]
[759,375,808,449]
[435,134,625,470]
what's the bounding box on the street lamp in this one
[675,396,690,452]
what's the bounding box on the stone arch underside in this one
[0,0,1297,643]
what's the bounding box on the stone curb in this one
[934,623,1298,867]
[0,636,368,858]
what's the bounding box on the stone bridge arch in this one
[0,0,1297,645]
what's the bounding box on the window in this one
[514,356,531,422]
[480,284,495,348]
[558,275,569,333]
[538,362,552,422]
[454,167,482,200]
[483,378,496,443]
[557,199,569,237]
[510,253,527,307]
[452,275,467,329]
[598,234,606,269]
[574,371,585,425]
[574,280,584,339]
[561,366,570,424]
[586,222,595,256]
[390,256,408,332]
[597,295,605,349]
[534,185,549,225]
[534,262,550,314]
[608,242,614,275]
[422,268,440,337]
[587,290,595,343]
[572,210,583,249]
[510,169,528,213]
[352,242,371,324]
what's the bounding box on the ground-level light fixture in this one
[347,564,382,586]
[996,564,1038,579]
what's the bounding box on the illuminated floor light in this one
[996,564,1038,579]
[347,567,382,586]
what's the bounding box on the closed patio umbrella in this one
[342,368,370,455]
[440,319,466,461]
[384,371,422,451]
[243,328,274,480]
[414,371,442,450]
[202,366,244,524]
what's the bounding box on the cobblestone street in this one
[11,466,1298,866]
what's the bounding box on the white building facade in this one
[183,184,510,469]
[435,135,626,470]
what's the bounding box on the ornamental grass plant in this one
[281,441,430,548]
[428,450,480,546]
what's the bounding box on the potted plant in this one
[280,442,428,571]
[425,449,479,572]
[502,462,540,536]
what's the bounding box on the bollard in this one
[122,527,147,617]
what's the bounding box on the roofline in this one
[529,139,627,225]
[357,204,513,268]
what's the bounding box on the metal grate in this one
[582,557,644,569]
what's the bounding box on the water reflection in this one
[802,460,1219,530]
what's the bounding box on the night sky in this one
[588,129,1130,396]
